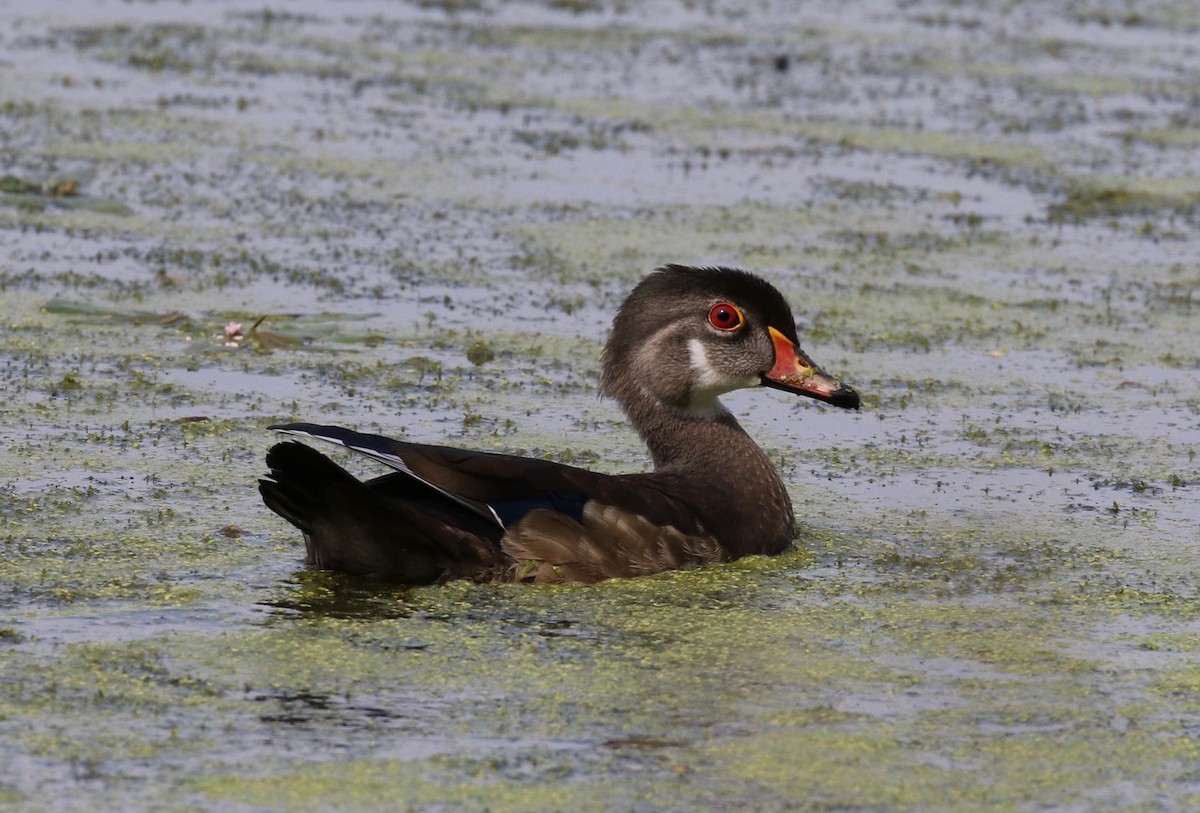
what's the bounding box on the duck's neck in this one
[615,386,777,482]
[617,388,795,556]
[622,392,747,470]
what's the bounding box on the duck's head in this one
[601,265,860,416]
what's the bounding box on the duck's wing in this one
[268,422,705,537]
[269,423,511,529]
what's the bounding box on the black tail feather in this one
[260,442,452,583]
[259,441,360,534]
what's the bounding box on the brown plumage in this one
[502,503,730,583]
[259,264,860,584]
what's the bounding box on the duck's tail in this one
[259,441,459,584]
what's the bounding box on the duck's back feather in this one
[269,422,708,535]
[260,426,722,583]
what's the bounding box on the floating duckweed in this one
[1,2,1198,811]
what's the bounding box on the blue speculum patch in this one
[490,492,589,528]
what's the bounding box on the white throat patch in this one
[685,337,760,417]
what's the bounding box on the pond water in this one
[1,0,1198,811]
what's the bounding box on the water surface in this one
[1,0,1198,810]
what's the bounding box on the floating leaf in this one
[43,299,194,328]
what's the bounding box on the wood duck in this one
[259,264,860,584]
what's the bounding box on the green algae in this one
[1125,127,1200,149]
[187,757,692,813]
[1069,0,1200,32]
[547,94,1060,175]
[910,54,1195,99]
[5,562,1187,812]
[2,0,1200,810]
[1050,177,1200,222]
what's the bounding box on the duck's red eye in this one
[708,302,744,332]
